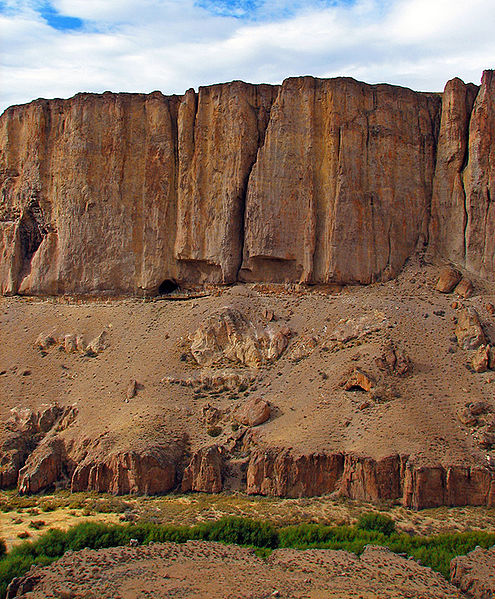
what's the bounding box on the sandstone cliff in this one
[4,72,493,295]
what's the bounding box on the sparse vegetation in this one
[1,515,494,597]
[356,512,396,535]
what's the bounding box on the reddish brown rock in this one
[234,397,271,427]
[436,267,462,293]
[454,278,474,298]
[17,438,69,494]
[181,446,223,493]
[246,448,495,508]
[342,368,376,392]
[451,546,495,599]
[71,447,176,494]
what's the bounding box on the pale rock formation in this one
[455,307,487,350]
[189,307,290,368]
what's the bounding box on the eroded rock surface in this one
[5,541,463,599]
[451,545,495,599]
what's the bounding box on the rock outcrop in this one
[189,307,290,367]
[12,72,495,295]
[245,448,495,509]
[451,545,495,599]
[431,71,495,279]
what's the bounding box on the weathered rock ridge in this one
[1,70,492,295]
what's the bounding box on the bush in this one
[356,512,396,536]
[0,540,5,558]
[1,517,495,597]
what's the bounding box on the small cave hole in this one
[346,385,366,393]
[158,279,179,295]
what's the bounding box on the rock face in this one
[240,77,439,284]
[246,449,495,509]
[8,72,488,295]
[431,71,495,279]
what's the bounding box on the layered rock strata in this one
[9,72,495,294]
[3,423,494,508]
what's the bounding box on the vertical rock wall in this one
[430,70,495,277]
[0,71,494,295]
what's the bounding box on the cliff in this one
[2,72,491,295]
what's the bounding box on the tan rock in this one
[189,307,289,368]
[431,70,495,281]
[331,311,388,343]
[35,332,56,351]
[85,330,109,356]
[126,379,138,400]
[472,344,490,372]
[435,267,461,293]
[64,334,77,353]
[454,278,474,298]
[455,307,487,350]
[430,78,479,264]
[235,397,271,427]
[240,77,440,284]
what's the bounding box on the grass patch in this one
[1,515,495,597]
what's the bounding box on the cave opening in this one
[158,279,179,295]
[18,200,46,265]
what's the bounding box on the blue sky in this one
[0,0,493,113]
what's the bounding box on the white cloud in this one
[1,0,494,113]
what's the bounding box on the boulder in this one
[375,343,411,376]
[455,307,487,350]
[234,397,271,427]
[454,278,474,298]
[436,267,461,293]
[472,344,490,372]
[85,331,109,356]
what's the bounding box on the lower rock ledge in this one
[245,448,495,509]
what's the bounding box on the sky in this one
[0,0,494,113]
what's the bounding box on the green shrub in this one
[356,512,396,536]
[1,517,495,597]
[0,540,5,558]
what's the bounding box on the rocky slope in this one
[1,258,495,508]
[6,541,466,598]
[1,70,493,295]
